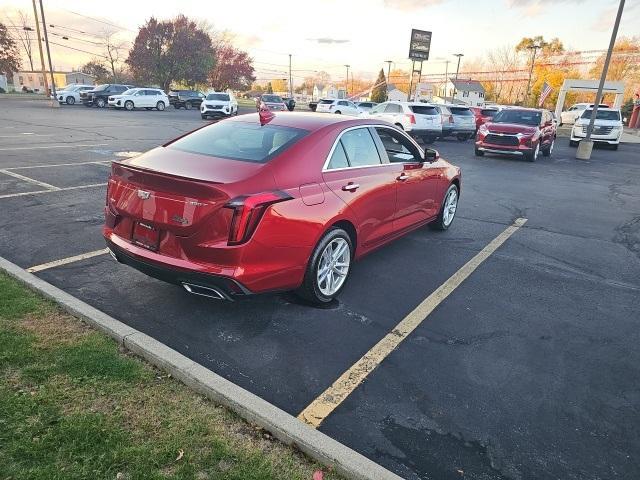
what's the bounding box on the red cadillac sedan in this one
[104,112,461,304]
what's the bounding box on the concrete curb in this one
[0,255,403,480]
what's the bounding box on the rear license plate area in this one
[132,221,160,251]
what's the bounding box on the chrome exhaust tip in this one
[182,283,229,301]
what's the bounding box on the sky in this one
[2,0,639,83]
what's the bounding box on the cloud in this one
[307,38,350,44]
[382,0,444,11]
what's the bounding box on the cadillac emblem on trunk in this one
[137,189,151,200]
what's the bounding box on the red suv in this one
[469,106,499,132]
[475,108,556,162]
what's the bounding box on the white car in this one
[356,101,378,112]
[55,85,95,105]
[363,101,443,143]
[108,88,169,111]
[560,103,609,126]
[570,107,623,149]
[200,92,238,119]
[316,99,361,116]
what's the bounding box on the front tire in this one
[474,148,484,156]
[66,96,75,105]
[124,100,134,111]
[96,97,106,108]
[525,143,540,162]
[156,101,165,111]
[430,184,459,231]
[201,114,207,120]
[542,138,554,157]
[297,228,353,305]
[185,102,193,110]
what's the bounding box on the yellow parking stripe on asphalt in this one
[298,217,528,428]
[27,248,110,273]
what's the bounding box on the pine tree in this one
[370,69,387,103]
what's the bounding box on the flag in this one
[538,82,552,107]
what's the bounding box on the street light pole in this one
[443,60,450,96]
[344,64,350,96]
[452,53,463,100]
[577,0,625,160]
[38,0,57,106]
[288,54,293,98]
[30,0,48,99]
[384,60,393,100]
[525,43,541,106]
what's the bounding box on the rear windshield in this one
[262,95,282,103]
[319,99,335,104]
[206,93,230,101]
[581,109,621,121]
[410,105,438,115]
[481,109,498,116]
[449,107,473,116]
[492,109,541,126]
[167,121,308,164]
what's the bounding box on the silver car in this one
[441,105,476,141]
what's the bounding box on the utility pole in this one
[31,0,48,98]
[443,60,449,96]
[384,60,393,100]
[577,0,625,160]
[525,43,541,106]
[288,54,293,98]
[38,0,58,106]
[344,64,350,96]
[452,53,463,100]
[407,60,415,101]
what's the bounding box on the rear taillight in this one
[329,104,334,110]
[406,114,416,124]
[225,191,292,245]
[448,115,454,124]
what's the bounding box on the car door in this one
[383,103,403,125]
[322,127,398,248]
[372,126,440,230]
[368,102,386,119]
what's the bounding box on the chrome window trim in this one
[322,124,426,172]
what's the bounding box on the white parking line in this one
[27,248,110,273]
[298,218,529,428]
[0,183,107,199]
[0,143,109,151]
[4,160,111,170]
[0,169,61,191]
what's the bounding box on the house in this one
[12,70,96,93]
[312,84,345,101]
[386,84,406,101]
[437,78,486,106]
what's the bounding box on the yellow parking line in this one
[27,248,110,273]
[297,217,528,428]
[0,183,107,199]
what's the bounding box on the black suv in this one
[82,84,133,108]
[168,90,205,110]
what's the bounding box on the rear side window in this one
[449,107,473,116]
[339,128,381,167]
[327,142,349,169]
[168,122,308,164]
[481,109,498,116]
[410,105,438,115]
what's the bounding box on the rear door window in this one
[339,128,382,167]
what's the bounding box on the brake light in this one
[329,104,334,110]
[406,114,416,124]
[448,115,454,124]
[225,191,293,245]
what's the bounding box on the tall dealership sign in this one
[408,29,432,61]
[407,29,432,101]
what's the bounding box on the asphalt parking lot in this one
[1,97,639,480]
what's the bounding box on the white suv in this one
[570,107,623,149]
[108,88,169,111]
[56,84,94,105]
[560,103,609,126]
[316,99,361,116]
[201,92,238,119]
[363,101,443,143]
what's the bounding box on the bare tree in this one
[101,30,127,82]
[486,45,522,104]
[6,10,35,71]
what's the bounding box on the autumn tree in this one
[590,36,640,82]
[208,43,255,91]
[0,23,21,76]
[370,69,387,103]
[388,69,410,93]
[126,16,214,90]
[81,59,110,83]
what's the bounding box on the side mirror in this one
[424,149,439,162]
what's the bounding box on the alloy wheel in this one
[442,188,458,227]
[316,238,351,296]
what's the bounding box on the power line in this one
[62,9,134,33]
[48,40,107,59]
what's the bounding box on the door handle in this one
[396,173,409,181]
[341,182,360,192]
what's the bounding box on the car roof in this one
[582,107,619,111]
[227,112,388,131]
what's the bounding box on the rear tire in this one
[430,184,459,231]
[156,101,165,111]
[474,148,484,156]
[611,144,619,150]
[296,228,353,305]
[395,123,404,130]
[456,133,469,141]
[185,102,193,110]
[334,110,342,114]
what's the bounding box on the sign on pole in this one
[408,29,432,61]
